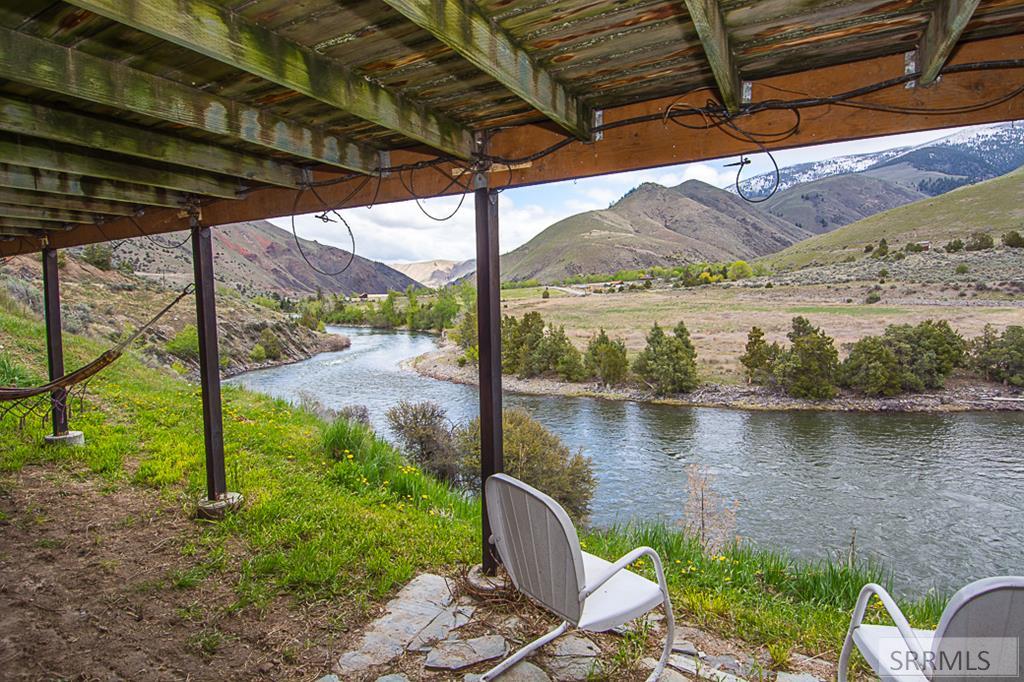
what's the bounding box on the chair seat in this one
[853,624,936,682]
[577,551,664,632]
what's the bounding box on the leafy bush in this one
[865,293,881,304]
[632,322,699,394]
[971,325,1024,387]
[166,324,199,360]
[386,401,460,483]
[727,260,753,281]
[871,239,889,259]
[541,287,550,299]
[775,318,839,399]
[739,327,780,385]
[81,244,113,270]
[249,343,267,363]
[252,295,281,311]
[903,242,925,253]
[584,329,629,385]
[965,232,994,252]
[840,336,903,397]
[455,408,596,523]
[955,264,969,275]
[881,320,966,391]
[259,327,283,361]
[944,238,964,253]
[1002,230,1024,248]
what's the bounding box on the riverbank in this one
[411,341,1024,412]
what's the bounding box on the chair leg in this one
[480,621,569,681]
[647,592,676,682]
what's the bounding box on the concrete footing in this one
[43,430,85,446]
[196,491,244,520]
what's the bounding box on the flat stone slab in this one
[336,574,455,675]
[465,660,552,681]
[550,634,600,658]
[425,635,508,671]
[375,675,411,682]
[776,673,825,682]
[643,659,689,682]
[671,637,699,657]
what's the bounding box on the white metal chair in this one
[480,473,675,681]
[839,577,1024,682]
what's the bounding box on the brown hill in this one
[113,220,416,297]
[500,180,810,283]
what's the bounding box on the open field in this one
[503,281,1024,383]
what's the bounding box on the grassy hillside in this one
[501,180,809,283]
[763,167,1024,270]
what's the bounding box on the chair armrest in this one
[579,546,669,602]
[839,583,929,680]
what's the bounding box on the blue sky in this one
[271,125,970,264]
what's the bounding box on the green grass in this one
[0,304,946,661]
[786,305,912,317]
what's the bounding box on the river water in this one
[227,326,1024,594]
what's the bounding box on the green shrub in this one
[878,268,889,279]
[965,232,994,252]
[584,329,629,386]
[166,324,199,360]
[727,260,754,281]
[1002,230,1024,248]
[944,238,965,253]
[840,336,903,397]
[632,322,699,394]
[903,242,925,253]
[881,320,966,391]
[864,243,875,253]
[955,264,969,275]
[871,239,889,259]
[81,244,113,270]
[386,401,460,483]
[739,327,780,385]
[774,317,839,400]
[971,325,1024,387]
[865,292,881,304]
[541,287,551,299]
[249,343,267,363]
[259,327,283,361]
[455,408,596,523]
[252,295,281,311]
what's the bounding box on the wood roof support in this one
[0,137,244,199]
[919,0,982,85]
[0,164,190,208]
[683,0,742,113]
[66,0,477,159]
[381,0,590,138]
[0,95,303,189]
[0,188,138,216]
[0,203,102,224]
[0,28,381,176]
[0,217,73,232]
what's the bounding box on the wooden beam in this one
[4,34,1023,258]
[0,95,303,188]
[0,28,381,175]
[0,227,44,238]
[0,188,137,216]
[0,203,101,224]
[0,164,190,208]
[380,0,589,138]
[683,0,741,113]
[0,136,243,199]
[0,217,72,231]
[919,0,982,85]
[67,0,476,159]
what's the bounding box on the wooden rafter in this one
[0,95,303,189]
[919,0,982,84]
[0,164,190,208]
[0,137,243,199]
[380,0,590,138]
[683,0,741,113]
[0,28,382,175]
[0,203,101,224]
[0,217,73,232]
[0,188,138,216]
[66,0,477,159]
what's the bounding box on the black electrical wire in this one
[286,184,357,278]
[129,216,192,250]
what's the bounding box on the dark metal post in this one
[191,217,228,501]
[474,176,504,575]
[42,247,68,436]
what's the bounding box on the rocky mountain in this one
[112,220,417,297]
[389,258,476,289]
[737,121,1024,198]
[500,180,811,283]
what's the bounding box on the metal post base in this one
[43,430,85,446]
[196,491,243,520]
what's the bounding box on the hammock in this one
[0,283,194,403]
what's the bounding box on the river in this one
[227,326,1024,594]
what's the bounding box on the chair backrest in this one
[485,473,587,625]
[931,576,1024,682]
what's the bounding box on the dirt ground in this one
[0,465,357,681]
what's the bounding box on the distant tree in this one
[541,287,551,299]
[259,327,283,360]
[584,329,629,386]
[881,320,966,391]
[871,238,889,259]
[632,322,699,394]
[840,336,903,397]
[944,238,965,253]
[1002,230,1024,248]
[965,232,994,252]
[81,244,113,270]
[727,260,754,280]
[740,326,781,384]
[774,317,839,399]
[971,325,1024,387]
